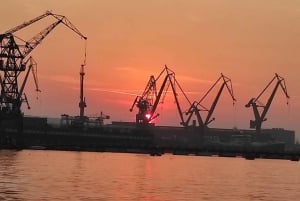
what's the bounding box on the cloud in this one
[41,74,78,85]
[88,88,141,96]
[113,67,136,72]
[38,74,79,84]
[176,75,214,84]
[88,87,205,100]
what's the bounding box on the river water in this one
[0,150,299,201]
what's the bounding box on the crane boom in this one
[50,13,87,40]
[245,73,289,133]
[169,76,185,125]
[18,56,40,102]
[22,20,61,60]
[150,70,171,115]
[31,58,40,93]
[204,74,236,125]
[21,13,87,61]
[4,11,87,40]
[4,11,52,34]
[19,57,34,99]
[129,75,157,113]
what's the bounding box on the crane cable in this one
[83,40,87,66]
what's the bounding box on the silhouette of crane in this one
[245,73,289,133]
[130,65,191,125]
[184,74,236,131]
[0,11,87,131]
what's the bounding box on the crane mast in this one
[0,11,87,129]
[245,73,289,133]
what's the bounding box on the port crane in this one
[18,56,40,110]
[184,74,236,130]
[0,11,87,129]
[245,73,289,133]
[130,66,191,125]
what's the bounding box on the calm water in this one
[0,150,299,201]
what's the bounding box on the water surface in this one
[0,150,299,200]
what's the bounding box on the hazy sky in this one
[1,0,300,140]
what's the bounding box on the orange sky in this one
[1,0,300,140]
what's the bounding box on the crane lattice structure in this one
[245,73,289,133]
[0,11,87,128]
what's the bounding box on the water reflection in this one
[0,150,24,201]
[0,150,299,201]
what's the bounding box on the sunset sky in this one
[1,1,300,140]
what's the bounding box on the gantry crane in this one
[130,65,191,125]
[184,74,236,131]
[0,11,87,129]
[245,73,289,133]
